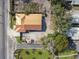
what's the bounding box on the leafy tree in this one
[51,0,72,33]
[53,33,69,52]
[41,33,69,53]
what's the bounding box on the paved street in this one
[0,0,4,58]
[2,0,12,59]
[0,0,10,59]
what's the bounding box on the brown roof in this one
[15,25,42,32]
[15,14,42,32]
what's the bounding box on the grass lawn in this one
[15,49,53,59]
[58,49,77,59]
[59,57,76,59]
[59,49,77,55]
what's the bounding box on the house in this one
[67,11,79,40]
[67,27,79,40]
[15,13,42,32]
[65,0,79,5]
[71,11,79,24]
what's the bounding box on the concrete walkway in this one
[17,43,43,49]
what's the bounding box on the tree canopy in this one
[53,33,69,52]
[51,0,72,33]
[41,33,69,52]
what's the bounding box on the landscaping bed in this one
[14,49,53,59]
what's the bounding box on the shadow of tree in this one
[68,37,76,50]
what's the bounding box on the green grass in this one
[59,50,77,55]
[15,49,53,59]
[59,57,76,59]
[16,37,22,43]
[58,49,77,59]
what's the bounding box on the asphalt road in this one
[1,0,9,59]
[0,0,6,59]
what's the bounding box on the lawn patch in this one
[15,49,53,59]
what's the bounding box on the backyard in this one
[14,49,53,59]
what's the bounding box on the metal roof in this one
[67,27,79,40]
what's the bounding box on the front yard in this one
[14,49,53,59]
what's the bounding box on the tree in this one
[51,0,72,33]
[41,33,69,53]
[53,33,69,52]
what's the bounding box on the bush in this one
[32,57,36,59]
[38,51,42,55]
[32,49,36,54]
[26,51,30,55]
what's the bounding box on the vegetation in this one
[24,2,39,14]
[41,33,69,53]
[16,36,22,43]
[58,49,77,55]
[10,0,16,29]
[59,57,76,59]
[51,0,72,33]
[53,33,68,52]
[14,49,53,59]
[10,15,16,29]
[58,49,77,59]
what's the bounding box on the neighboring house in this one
[71,12,79,23]
[65,0,79,5]
[67,27,79,40]
[15,14,42,32]
[67,11,79,40]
